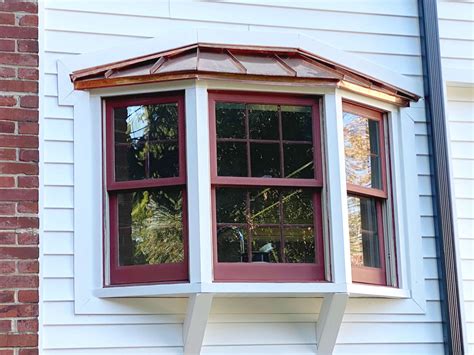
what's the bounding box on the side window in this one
[104,93,188,285]
[209,92,325,282]
[343,102,389,285]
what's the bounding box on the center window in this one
[209,92,325,282]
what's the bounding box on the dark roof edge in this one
[418,1,464,354]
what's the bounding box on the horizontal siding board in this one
[43,118,74,142]
[449,121,474,141]
[450,142,474,159]
[211,298,322,314]
[43,208,74,232]
[43,186,74,208]
[42,279,74,301]
[44,96,73,119]
[43,163,74,186]
[333,343,444,354]
[42,231,74,255]
[44,141,74,164]
[43,348,183,355]
[42,324,183,349]
[169,1,420,36]
[43,255,74,278]
[438,1,474,22]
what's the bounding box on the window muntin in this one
[343,101,388,285]
[210,92,324,282]
[105,93,188,285]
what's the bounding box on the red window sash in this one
[104,92,188,286]
[209,91,325,282]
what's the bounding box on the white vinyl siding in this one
[40,0,443,353]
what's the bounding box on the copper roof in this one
[70,43,419,106]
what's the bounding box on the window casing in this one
[209,91,325,282]
[104,92,188,285]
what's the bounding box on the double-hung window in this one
[343,101,389,285]
[105,93,188,285]
[209,92,325,282]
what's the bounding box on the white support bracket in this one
[183,293,214,355]
[316,293,348,355]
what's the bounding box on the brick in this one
[0,189,38,201]
[0,203,15,215]
[18,122,37,134]
[0,13,15,25]
[0,96,16,106]
[0,39,14,52]
[0,216,38,229]
[0,1,38,13]
[0,81,37,94]
[0,162,38,175]
[0,350,14,355]
[19,350,38,355]
[0,320,11,332]
[18,15,38,27]
[0,26,37,39]
[0,334,38,347]
[0,304,38,318]
[17,260,38,273]
[0,108,38,122]
[0,291,14,303]
[17,40,38,53]
[17,232,37,245]
[19,95,37,109]
[0,233,15,245]
[19,149,38,162]
[17,201,37,214]
[0,52,37,66]
[0,149,16,161]
[0,135,37,148]
[0,121,15,133]
[0,247,38,260]
[0,276,37,289]
[0,67,15,78]
[17,319,37,332]
[17,290,37,303]
[17,68,37,80]
[17,176,37,188]
[0,261,15,274]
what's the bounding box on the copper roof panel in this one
[157,51,197,73]
[234,54,290,76]
[198,51,243,74]
[280,56,342,80]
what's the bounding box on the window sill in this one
[347,283,410,299]
[94,282,409,298]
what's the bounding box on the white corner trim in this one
[183,293,214,355]
[316,293,348,355]
[57,27,422,98]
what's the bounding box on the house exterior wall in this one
[438,1,474,353]
[40,0,445,354]
[0,0,39,354]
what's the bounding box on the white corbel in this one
[183,293,214,355]
[316,293,348,355]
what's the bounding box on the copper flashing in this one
[70,43,420,105]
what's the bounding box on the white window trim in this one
[55,29,426,315]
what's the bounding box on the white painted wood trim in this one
[185,84,213,285]
[316,293,348,355]
[324,91,351,285]
[183,293,214,355]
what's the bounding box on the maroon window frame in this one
[104,92,188,285]
[209,91,325,282]
[343,101,388,286]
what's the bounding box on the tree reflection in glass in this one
[118,188,184,266]
[114,103,179,181]
[343,112,382,189]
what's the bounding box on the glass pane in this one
[216,103,246,139]
[282,189,313,224]
[252,227,281,263]
[249,188,280,225]
[215,187,317,264]
[281,105,312,141]
[217,226,248,262]
[114,103,179,181]
[250,143,280,177]
[248,104,279,140]
[284,144,314,178]
[117,188,184,266]
[343,112,382,189]
[347,195,381,268]
[284,227,315,263]
[216,188,247,224]
[217,142,247,176]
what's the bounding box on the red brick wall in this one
[0,1,39,354]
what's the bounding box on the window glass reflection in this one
[117,188,184,266]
